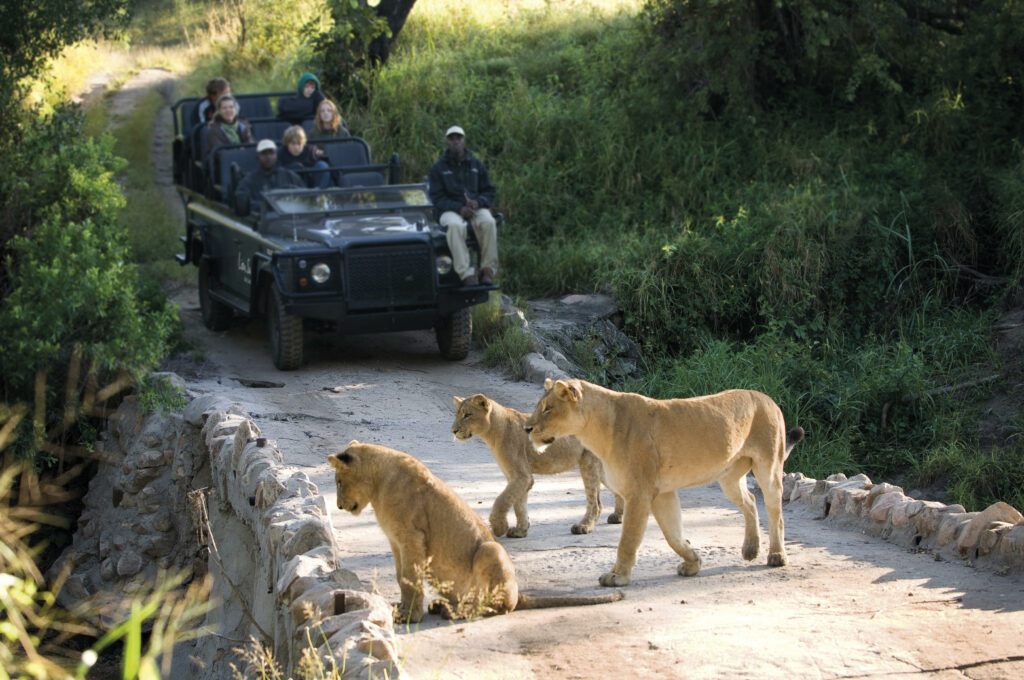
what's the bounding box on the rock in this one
[522,352,570,384]
[116,550,143,577]
[936,512,975,549]
[870,491,907,522]
[782,472,805,501]
[281,520,335,561]
[956,502,1024,555]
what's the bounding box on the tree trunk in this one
[368,0,417,64]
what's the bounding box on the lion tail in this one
[516,590,625,611]
[784,427,805,460]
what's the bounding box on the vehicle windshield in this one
[264,186,430,215]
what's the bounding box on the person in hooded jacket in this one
[277,72,326,123]
[428,125,498,287]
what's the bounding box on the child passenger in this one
[278,125,330,189]
[311,99,349,139]
[277,72,326,123]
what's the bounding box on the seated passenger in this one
[234,139,304,214]
[206,94,253,152]
[279,125,331,189]
[197,77,231,125]
[310,98,349,139]
[277,72,326,124]
[428,125,499,287]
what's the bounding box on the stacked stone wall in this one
[52,381,402,680]
[783,472,1024,573]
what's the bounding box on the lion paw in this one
[598,571,630,587]
[489,519,509,536]
[570,522,594,534]
[742,540,760,561]
[396,603,424,624]
[427,599,456,619]
[607,513,623,524]
[677,558,701,577]
[767,552,787,567]
[506,526,529,538]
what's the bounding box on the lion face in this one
[451,394,491,441]
[327,442,375,515]
[525,379,583,446]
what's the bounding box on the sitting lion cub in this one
[525,378,804,587]
[452,394,623,537]
[328,440,625,622]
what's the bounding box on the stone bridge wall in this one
[54,382,401,680]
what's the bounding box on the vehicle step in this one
[209,287,250,315]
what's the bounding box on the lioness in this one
[524,378,804,587]
[328,440,625,622]
[452,394,624,537]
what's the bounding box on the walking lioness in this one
[452,394,624,537]
[524,378,804,587]
[328,441,625,622]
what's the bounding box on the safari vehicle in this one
[170,93,496,370]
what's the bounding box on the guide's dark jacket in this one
[428,149,496,221]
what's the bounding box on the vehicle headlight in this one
[436,255,453,275]
[311,262,331,284]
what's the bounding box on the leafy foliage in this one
[0,105,175,463]
[0,0,130,123]
[306,0,389,103]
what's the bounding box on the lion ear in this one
[453,395,464,408]
[472,394,490,410]
[328,451,353,469]
[554,380,581,403]
[543,378,554,390]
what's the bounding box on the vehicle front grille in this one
[346,243,435,310]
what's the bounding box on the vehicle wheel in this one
[267,286,304,370]
[436,307,472,360]
[198,259,233,331]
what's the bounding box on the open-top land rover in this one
[170,92,496,369]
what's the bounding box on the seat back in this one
[340,171,387,187]
[319,137,370,166]
[235,94,275,119]
[251,119,292,142]
[212,143,261,203]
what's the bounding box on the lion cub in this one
[452,394,624,538]
[328,441,624,622]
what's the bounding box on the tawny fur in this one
[452,394,624,537]
[524,379,804,587]
[328,441,625,622]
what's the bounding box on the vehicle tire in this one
[198,259,233,331]
[436,307,472,360]
[267,286,304,370]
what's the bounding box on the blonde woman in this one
[279,125,330,188]
[312,99,349,139]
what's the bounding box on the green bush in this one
[0,107,176,462]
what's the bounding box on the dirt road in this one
[165,283,1024,680]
